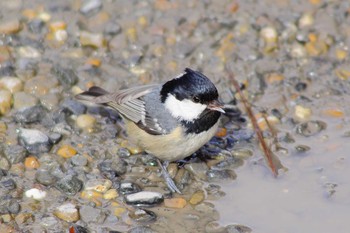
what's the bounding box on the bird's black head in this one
[160,68,219,104]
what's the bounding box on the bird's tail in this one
[75,86,110,103]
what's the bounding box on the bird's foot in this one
[157,160,181,194]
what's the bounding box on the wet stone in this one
[71,154,88,167]
[0,156,10,170]
[55,175,83,196]
[79,205,106,224]
[13,105,47,124]
[51,65,78,88]
[85,178,112,193]
[104,21,122,36]
[226,224,252,233]
[211,157,244,170]
[0,179,16,190]
[129,208,157,223]
[80,0,103,16]
[117,147,131,158]
[54,203,80,222]
[28,19,45,34]
[206,169,237,182]
[25,188,47,200]
[295,120,327,137]
[0,76,23,93]
[13,92,38,110]
[295,145,311,153]
[69,225,89,233]
[4,144,27,164]
[18,128,52,154]
[61,99,87,115]
[0,197,20,214]
[0,90,12,115]
[119,182,141,195]
[125,191,163,207]
[48,132,62,144]
[184,162,209,180]
[35,169,57,186]
[98,159,127,179]
[41,93,60,110]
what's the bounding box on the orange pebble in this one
[215,128,227,137]
[323,109,344,118]
[24,156,40,169]
[86,58,101,67]
[57,145,77,158]
[164,197,187,208]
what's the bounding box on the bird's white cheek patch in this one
[165,95,206,121]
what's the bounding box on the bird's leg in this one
[157,159,181,194]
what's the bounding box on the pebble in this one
[25,188,47,200]
[85,178,112,193]
[55,175,83,196]
[13,105,47,124]
[76,114,96,130]
[164,197,187,209]
[295,120,327,137]
[125,191,164,207]
[48,132,62,144]
[128,208,157,223]
[206,169,237,182]
[79,205,106,224]
[51,65,78,88]
[24,76,58,97]
[0,90,12,115]
[0,19,21,34]
[17,46,41,58]
[1,179,16,190]
[18,128,52,154]
[98,159,127,178]
[62,99,87,115]
[0,77,23,93]
[80,0,103,16]
[57,145,77,158]
[103,188,118,200]
[231,149,253,159]
[54,203,80,222]
[15,213,34,225]
[119,182,141,195]
[294,105,312,121]
[114,207,127,217]
[81,190,103,200]
[80,31,105,48]
[0,198,20,214]
[40,93,60,110]
[184,162,209,180]
[189,191,205,205]
[295,145,311,153]
[226,224,252,233]
[4,144,27,164]
[13,92,38,110]
[35,169,57,186]
[0,156,10,170]
[24,156,40,169]
[71,154,88,167]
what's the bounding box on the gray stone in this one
[79,205,106,224]
[125,191,163,207]
[18,128,52,154]
[55,175,83,196]
[13,105,47,124]
[3,145,27,164]
[206,169,237,182]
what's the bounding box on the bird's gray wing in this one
[77,84,167,135]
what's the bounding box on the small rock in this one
[48,133,62,144]
[295,82,307,92]
[15,213,34,225]
[80,0,102,16]
[54,203,80,222]
[80,31,105,48]
[51,65,78,88]
[0,198,20,214]
[0,77,23,93]
[114,207,127,217]
[0,156,10,170]
[76,114,96,130]
[295,120,327,137]
[125,191,163,207]
[295,145,311,153]
[13,92,38,110]
[85,178,112,193]
[231,149,253,159]
[57,145,77,158]
[71,155,88,167]
[294,105,312,121]
[24,156,40,169]
[24,76,58,97]
[206,169,237,182]
[0,179,16,190]
[13,105,47,124]
[103,188,118,199]
[55,175,83,196]
[119,182,141,195]
[189,191,205,205]
[0,90,12,115]
[211,157,244,170]
[35,169,57,186]
[18,128,52,154]
[104,21,121,36]
[41,93,60,110]
[226,224,252,233]
[40,216,58,228]
[25,188,47,200]
[4,145,27,164]
[128,208,157,223]
[81,190,103,200]
[184,162,209,180]
[98,159,127,179]
[164,197,187,208]
[0,19,21,34]
[79,205,106,224]
[62,99,87,115]
[17,46,41,58]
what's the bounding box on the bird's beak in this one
[207,100,225,114]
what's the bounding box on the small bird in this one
[76,68,225,193]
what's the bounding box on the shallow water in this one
[216,96,350,233]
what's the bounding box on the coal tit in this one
[76,68,225,193]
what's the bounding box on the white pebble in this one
[25,188,47,200]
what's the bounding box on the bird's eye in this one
[192,96,200,103]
